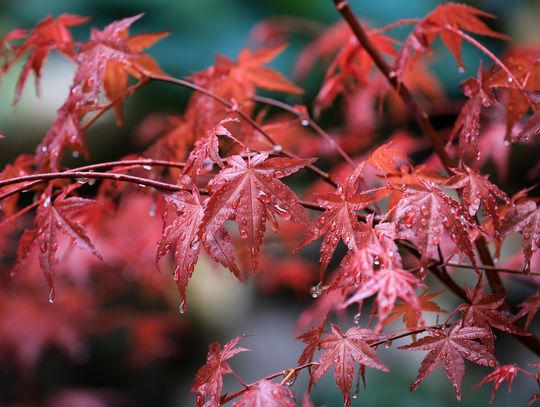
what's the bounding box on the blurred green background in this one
[0,0,539,406]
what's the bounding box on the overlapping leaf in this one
[202,153,314,272]
[16,192,102,299]
[192,336,248,407]
[500,200,539,273]
[473,364,524,404]
[232,380,295,407]
[311,324,388,407]
[393,181,477,267]
[400,323,497,400]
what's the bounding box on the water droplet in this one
[488,360,496,367]
[138,183,147,188]
[41,146,48,153]
[274,203,291,220]
[48,288,55,304]
[239,229,248,239]
[148,202,156,217]
[458,66,465,73]
[274,170,285,178]
[76,177,89,184]
[504,139,511,146]
[257,191,271,204]
[310,282,323,298]
[507,76,513,83]
[142,165,152,171]
[384,340,393,349]
[272,144,282,153]
[283,369,297,386]
[72,151,80,158]
[43,197,51,207]
[300,119,309,127]
[179,301,186,314]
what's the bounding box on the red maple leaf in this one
[191,336,249,407]
[311,324,388,406]
[519,110,540,142]
[473,364,525,404]
[445,165,508,236]
[297,315,328,367]
[232,380,295,407]
[514,290,540,330]
[15,191,103,300]
[395,3,508,78]
[343,266,425,330]
[456,279,529,351]
[393,181,477,267]
[399,323,497,400]
[157,190,241,306]
[449,63,497,159]
[500,200,539,273]
[385,291,444,332]
[300,185,389,273]
[1,14,90,103]
[202,153,314,272]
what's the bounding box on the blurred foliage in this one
[0,0,538,406]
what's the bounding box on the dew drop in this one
[142,164,152,171]
[353,313,361,324]
[507,76,513,83]
[148,202,156,217]
[138,183,147,188]
[384,340,393,349]
[72,151,80,158]
[310,282,323,298]
[240,229,248,239]
[41,146,48,153]
[179,301,186,314]
[274,170,285,178]
[300,119,310,127]
[274,203,291,220]
[48,288,55,304]
[488,360,496,368]
[76,177,89,184]
[272,144,282,153]
[458,66,465,73]
[257,191,271,204]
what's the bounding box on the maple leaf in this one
[300,185,389,273]
[233,44,303,95]
[15,192,103,300]
[514,290,540,330]
[519,110,540,142]
[104,30,170,125]
[500,200,539,273]
[36,95,92,169]
[399,323,497,400]
[343,266,425,330]
[232,380,295,407]
[297,315,328,367]
[73,14,165,106]
[157,190,241,306]
[1,14,90,103]
[202,153,314,272]
[191,336,249,407]
[445,165,508,235]
[450,63,497,159]
[456,279,529,352]
[393,181,477,267]
[181,118,237,184]
[311,324,388,406]
[395,3,508,78]
[385,291,444,331]
[473,364,524,404]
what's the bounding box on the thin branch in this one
[147,73,339,188]
[220,362,317,404]
[252,94,356,168]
